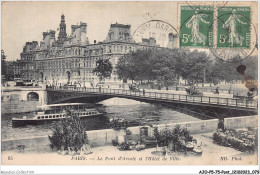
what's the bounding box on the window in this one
[45,116,48,119]
[37,117,40,119]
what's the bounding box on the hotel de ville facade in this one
[20,14,177,87]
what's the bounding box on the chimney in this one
[43,32,48,40]
[49,30,56,38]
[71,25,77,34]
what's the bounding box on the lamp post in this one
[203,67,206,87]
[84,70,86,87]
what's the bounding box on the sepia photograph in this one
[0,0,259,172]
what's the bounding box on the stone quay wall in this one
[1,115,257,152]
[1,101,40,114]
[1,86,47,114]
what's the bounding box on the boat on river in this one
[12,103,103,127]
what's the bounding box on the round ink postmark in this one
[133,20,178,48]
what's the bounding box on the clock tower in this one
[57,14,67,45]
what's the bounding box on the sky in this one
[1,1,178,61]
[1,1,258,61]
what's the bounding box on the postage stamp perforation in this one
[216,6,251,48]
[178,2,257,62]
[214,5,256,62]
[184,1,228,12]
[179,3,214,48]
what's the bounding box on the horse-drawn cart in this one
[185,87,203,96]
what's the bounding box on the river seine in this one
[1,98,200,141]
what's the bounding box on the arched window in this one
[27,92,39,101]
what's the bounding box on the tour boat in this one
[12,103,103,127]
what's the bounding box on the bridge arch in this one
[27,92,39,101]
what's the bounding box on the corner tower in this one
[104,23,134,42]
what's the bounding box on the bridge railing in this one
[175,86,233,94]
[47,86,258,109]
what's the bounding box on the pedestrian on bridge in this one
[215,87,219,94]
[228,87,233,94]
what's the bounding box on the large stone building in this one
[20,14,177,87]
[5,60,22,81]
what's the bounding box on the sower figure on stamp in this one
[223,9,247,47]
[186,9,210,46]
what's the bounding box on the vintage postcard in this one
[1,1,259,169]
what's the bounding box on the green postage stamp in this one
[217,6,251,48]
[180,5,251,49]
[180,6,213,48]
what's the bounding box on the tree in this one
[116,50,153,83]
[117,48,255,87]
[178,50,211,85]
[116,53,138,83]
[48,113,88,151]
[93,59,113,81]
[154,125,193,151]
[207,55,257,84]
[116,49,180,87]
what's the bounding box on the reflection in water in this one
[1,98,200,141]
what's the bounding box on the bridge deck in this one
[47,87,258,110]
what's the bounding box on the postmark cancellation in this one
[178,2,257,62]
